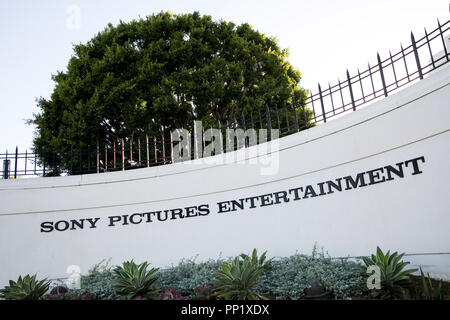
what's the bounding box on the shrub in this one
[213,249,270,300]
[0,274,51,300]
[157,257,225,298]
[362,247,417,299]
[255,247,365,300]
[112,260,159,300]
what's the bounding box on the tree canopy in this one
[31,11,309,154]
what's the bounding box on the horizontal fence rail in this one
[1,19,449,179]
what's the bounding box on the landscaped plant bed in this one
[3,246,449,300]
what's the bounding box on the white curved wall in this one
[0,64,449,287]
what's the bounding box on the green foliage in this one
[67,260,123,300]
[362,247,417,299]
[256,247,364,299]
[0,274,51,300]
[112,260,159,300]
[213,249,271,300]
[420,267,448,300]
[157,257,225,297]
[30,11,310,172]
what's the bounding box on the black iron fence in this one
[1,19,449,179]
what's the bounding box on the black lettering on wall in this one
[343,173,368,190]
[326,178,342,194]
[385,163,404,181]
[70,219,84,230]
[405,156,425,175]
[367,168,386,185]
[198,204,210,216]
[40,221,53,233]
[231,199,245,211]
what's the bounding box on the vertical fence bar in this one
[224,120,230,152]
[346,70,356,111]
[113,141,116,169]
[154,137,157,164]
[177,130,181,161]
[401,44,410,81]
[438,19,449,62]
[411,32,423,80]
[14,146,18,179]
[121,138,125,171]
[292,95,299,132]
[79,147,82,174]
[202,127,206,153]
[318,84,327,123]
[265,104,272,140]
[424,28,435,69]
[146,135,149,167]
[329,83,335,115]
[130,138,133,164]
[283,103,290,132]
[178,129,181,159]
[310,91,317,122]
[96,138,99,174]
[357,69,365,102]
[377,53,388,97]
[241,113,246,130]
[162,133,165,163]
[138,138,141,166]
[338,79,345,111]
[170,131,174,163]
[218,120,223,151]
[368,63,376,97]
[105,144,108,172]
[5,150,8,178]
[389,51,398,88]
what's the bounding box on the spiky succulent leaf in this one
[213,249,271,300]
[0,274,50,300]
[112,260,159,300]
[363,247,418,299]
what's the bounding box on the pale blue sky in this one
[0,0,448,151]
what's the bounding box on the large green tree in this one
[31,11,309,157]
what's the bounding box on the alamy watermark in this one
[170,121,280,175]
[366,265,381,290]
[65,265,81,289]
[66,4,81,30]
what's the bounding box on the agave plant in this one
[0,274,51,300]
[362,247,417,299]
[213,249,271,300]
[420,267,448,300]
[112,260,159,300]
